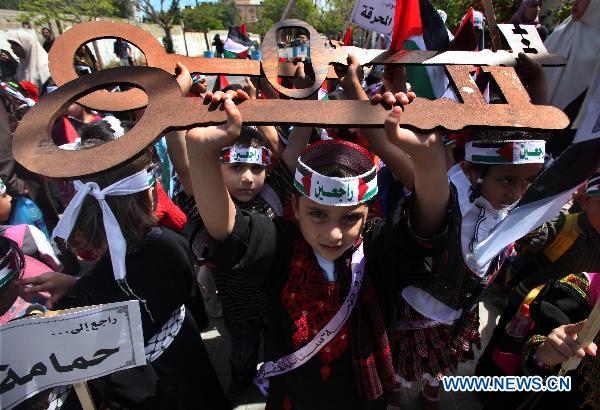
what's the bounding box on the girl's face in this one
[68,230,107,261]
[293,195,369,261]
[221,162,266,203]
[464,162,542,209]
[0,52,9,62]
[8,41,24,59]
[580,195,600,233]
[525,1,541,20]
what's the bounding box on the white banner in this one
[0,301,145,409]
[350,0,396,35]
[573,64,600,143]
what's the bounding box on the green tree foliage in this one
[248,0,319,36]
[219,0,241,27]
[182,4,225,32]
[112,0,135,19]
[134,0,180,53]
[0,0,21,10]
[431,0,516,31]
[20,0,118,25]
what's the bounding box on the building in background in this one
[235,0,262,23]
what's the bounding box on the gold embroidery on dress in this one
[578,334,599,409]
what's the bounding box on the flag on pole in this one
[449,7,478,51]
[212,75,230,93]
[390,0,450,99]
[474,68,600,265]
[342,27,353,46]
[223,25,253,59]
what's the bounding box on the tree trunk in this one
[162,25,174,53]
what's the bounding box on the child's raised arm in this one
[340,55,415,189]
[186,97,242,241]
[383,106,449,238]
[164,62,194,195]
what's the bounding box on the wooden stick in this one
[280,0,297,21]
[73,381,96,410]
[560,299,600,374]
[481,0,503,52]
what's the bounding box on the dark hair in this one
[470,129,551,142]
[71,146,158,251]
[463,162,491,202]
[79,118,134,149]
[232,126,269,149]
[221,84,243,93]
[365,69,383,87]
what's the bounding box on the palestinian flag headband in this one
[465,140,546,165]
[294,159,378,206]
[586,174,600,196]
[220,145,271,166]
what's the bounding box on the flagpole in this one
[280,0,297,21]
[481,0,503,51]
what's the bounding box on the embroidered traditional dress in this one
[209,209,404,409]
[519,272,599,410]
[476,210,600,385]
[393,164,512,385]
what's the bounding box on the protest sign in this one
[350,0,396,35]
[0,301,145,409]
[573,64,600,144]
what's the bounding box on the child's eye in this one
[251,165,265,174]
[230,164,242,172]
[309,210,326,219]
[343,214,362,223]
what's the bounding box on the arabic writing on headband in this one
[518,147,544,159]
[233,151,256,161]
[313,182,355,202]
[51,316,118,336]
[0,347,120,395]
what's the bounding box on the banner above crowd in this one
[350,0,396,35]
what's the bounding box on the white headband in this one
[465,140,546,164]
[52,168,155,281]
[103,115,125,138]
[586,175,600,196]
[294,158,378,206]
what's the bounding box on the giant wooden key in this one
[49,19,565,110]
[14,63,568,178]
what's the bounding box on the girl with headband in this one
[167,70,313,401]
[18,145,228,409]
[382,91,547,407]
[184,89,434,408]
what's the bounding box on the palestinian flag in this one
[473,70,600,265]
[449,7,478,51]
[223,25,254,59]
[342,27,353,46]
[390,0,450,99]
[211,74,230,93]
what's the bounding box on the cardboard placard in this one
[0,301,145,409]
[350,0,396,35]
